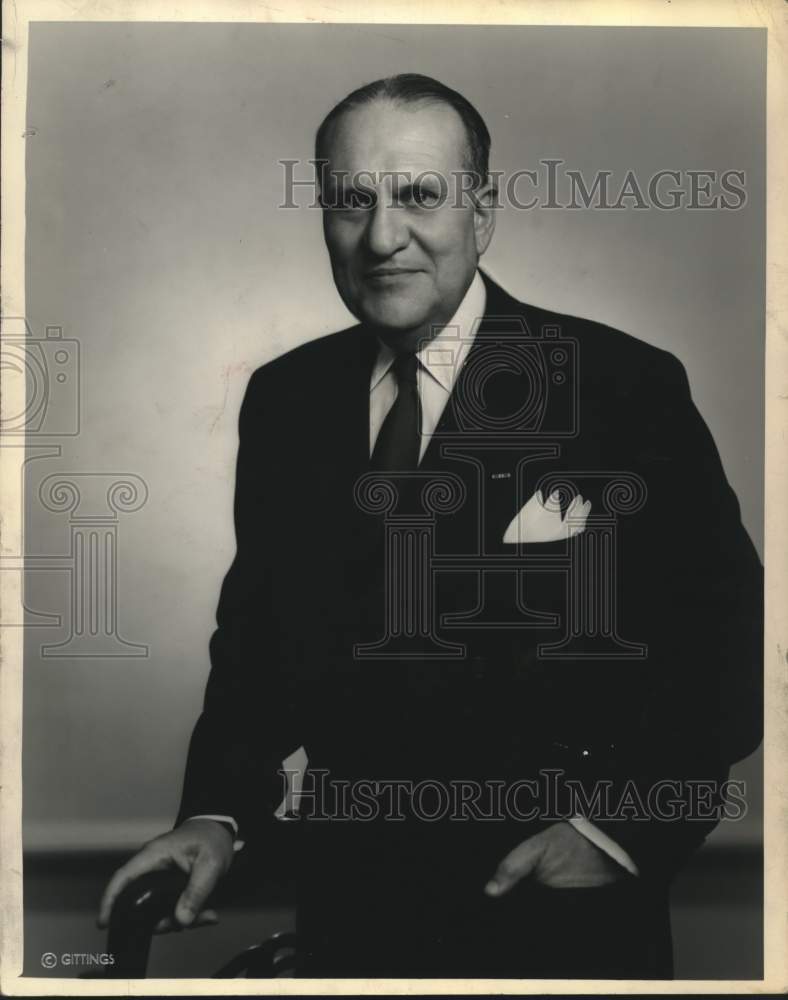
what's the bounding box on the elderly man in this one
[99,74,762,979]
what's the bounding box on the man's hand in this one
[97,818,234,933]
[484,821,628,896]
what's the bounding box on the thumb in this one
[174,857,221,926]
[485,836,545,897]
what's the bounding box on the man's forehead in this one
[324,99,468,174]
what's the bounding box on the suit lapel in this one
[336,325,378,474]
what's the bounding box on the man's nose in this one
[364,200,409,257]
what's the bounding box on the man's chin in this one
[358,301,434,342]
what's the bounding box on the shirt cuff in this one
[186,814,245,852]
[568,816,639,876]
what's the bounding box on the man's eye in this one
[340,189,375,210]
[406,184,441,207]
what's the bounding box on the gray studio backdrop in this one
[23,24,764,852]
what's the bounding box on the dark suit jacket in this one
[177,271,762,892]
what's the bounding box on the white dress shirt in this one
[369,269,487,461]
[193,269,638,876]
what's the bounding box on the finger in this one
[174,858,223,926]
[153,910,218,935]
[485,837,545,897]
[541,869,625,889]
[97,851,166,928]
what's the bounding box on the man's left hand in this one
[484,821,629,896]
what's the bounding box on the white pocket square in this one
[503,490,591,544]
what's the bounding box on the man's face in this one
[320,99,495,350]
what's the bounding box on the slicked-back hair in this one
[315,73,491,187]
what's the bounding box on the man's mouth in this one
[365,267,421,279]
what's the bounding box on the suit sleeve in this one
[175,368,301,842]
[585,349,763,880]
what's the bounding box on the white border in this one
[2,0,785,994]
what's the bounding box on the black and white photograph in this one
[1,1,786,993]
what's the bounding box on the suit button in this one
[472,656,485,679]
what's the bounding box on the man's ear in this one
[473,180,497,256]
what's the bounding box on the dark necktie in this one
[370,352,422,471]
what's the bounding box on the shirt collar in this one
[369,270,487,393]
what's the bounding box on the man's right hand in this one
[97,818,235,934]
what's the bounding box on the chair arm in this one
[93,819,301,978]
[104,868,189,978]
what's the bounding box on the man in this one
[99,74,762,978]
